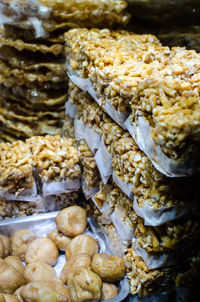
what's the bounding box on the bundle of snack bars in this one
[64,28,200,298]
[0,0,200,300]
[0,0,129,142]
[0,135,81,218]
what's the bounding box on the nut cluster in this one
[27,135,80,182]
[0,141,33,194]
[65,28,200,161]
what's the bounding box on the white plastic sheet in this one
[95,138,113,184]
[133,196,192,226]
[132,241,175,269]
[74,117,101,153]
[112,170,134,200]
[81,177,99,200]
[110,207,135,243]
[0,180,38,202]
[42,178,80,196]
[65,101,78,118]
[125,116,200,177]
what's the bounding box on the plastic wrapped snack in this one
[77,139,101,199]
[93,181,200,268]
[27,135,81,195]
[102,221,200,298]
[93,181,137,243]
[0,192,79,220]
[68,82,199,226]
[0,0,130,39]
[0,27,66,138]
[65,28,200,177]
[0,140,37,201]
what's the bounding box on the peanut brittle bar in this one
[1,0,129,40]
[27,135,81,195]
[94,181,200,254]
[68,82,199,224]
[0,140,36,200]
[65,28,200,176]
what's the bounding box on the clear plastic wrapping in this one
[95,138,113,184]
[74,117,101,153]
[125,116,200,177]
[132,241,175,269]
[41,178,81,196]
[133,197,194,227]
[0,181,37,202]
[112,170,134,200]
[65,29,200,178]
[65,100,78,119]
[81,177,99,200]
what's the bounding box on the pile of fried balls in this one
[0,206,126,302]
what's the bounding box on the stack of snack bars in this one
[0,0,129,142]
[64,28,200,297]
[0,0,129,217]
[0,135,81,219]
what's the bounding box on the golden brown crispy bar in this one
[0,129,19,143]
[27,135,80,182]
[0,85,67,108]
[94,181,137,230]
[0,34,63,56]
[68,81,198,212]
[0,61,67,86]
[94,181,200,253]
[0,140,34,194]
[65,28,163,113]
[125,246,175,296]
[1,0,130,30]
[65,28,200,164]
[99,220,200,296]
[77,139,101,189]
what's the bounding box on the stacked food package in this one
[64,28,200,298]
[0,135,83,219]
[0,0,129,142]
[0,0,200,301]
[0,0,129,218]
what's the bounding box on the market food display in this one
[0,0,129,142]
[64,39,200,298]
[0,0,200,301]
[65,28,200,177]
[0,206,126,301]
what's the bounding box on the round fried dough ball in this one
[0,239,4,258]
[56,206,87,237]
[68,268,102,302]
[65,235,98,260]
[48,229,71,252]
[0,259,25,294]
[0,236,10,258]
[4,256,25,275]
[10,230,37,260]
[24,260,57,283]
[25,238,58,266]
[91,253,125,283]
[16,282,61,302]
[101,283,118,300]
[3,295,20,302]
[61,253,91,284]
[0,294,5,302]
